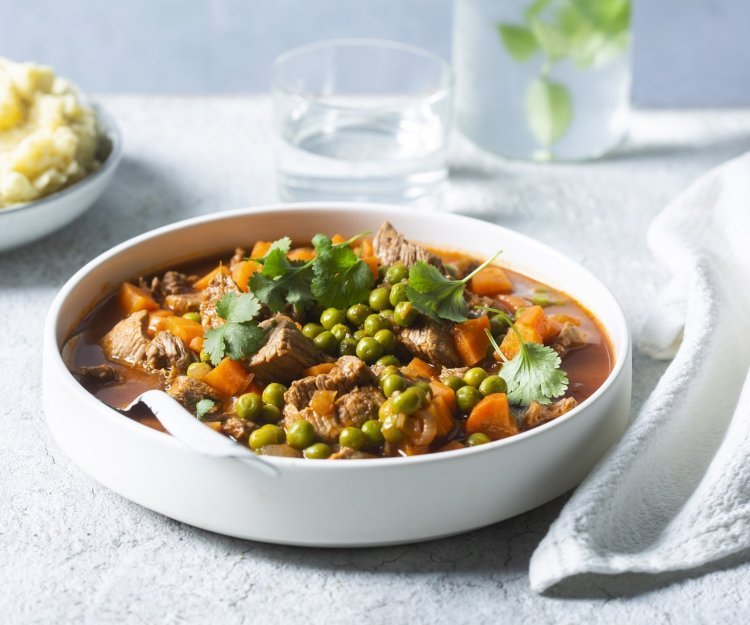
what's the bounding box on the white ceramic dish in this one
[43,204,631,547]
[0,104,123,252]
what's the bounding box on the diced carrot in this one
[468,265,513,296]
[429,380,457,413]
[452,315,491,367]
[231,260,261,292]
[358,238,374,257]
[331,234,346,244]
[189,336,204,353]
[193,265,230,290]
[497,294,532,312]
[518,305,559,342]
[250,240,273,258]
[435,440,465,453]
[497,323,542,360]
[428,395,456,438]
[466,393,518,441]
[288,247,316,262]
[205,421,223,432]
[202,358,250,396]
[147,309,171,337]
[303,362,336,376]
[362,255,379,280]
[402,357,439,380]
[163,316,204,345]
[119,282,159,314]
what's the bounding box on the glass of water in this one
[272,39,452,206]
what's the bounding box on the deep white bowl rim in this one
[45,203,631,471]
[0,102,123,217]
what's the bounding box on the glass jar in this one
[453,0,631,161]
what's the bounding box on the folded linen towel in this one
[529,151,750,593]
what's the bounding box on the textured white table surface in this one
[3,96,750,625]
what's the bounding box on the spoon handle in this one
[139,389,280,478]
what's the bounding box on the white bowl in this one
[0,104,123,252]
[43,204,631,546]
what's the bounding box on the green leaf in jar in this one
[525,77,573,146]
[497,24,539,61]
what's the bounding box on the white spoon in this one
[119,389,280,478]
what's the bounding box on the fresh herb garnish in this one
[483,309,568,406]
[249,233,371,312]
[406,252,502,322]
[195,398,216,420]
[203,292,267,366]
[311,233,374,309]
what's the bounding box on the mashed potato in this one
[0,58,100,208]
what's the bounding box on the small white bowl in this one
[0,104,123,252]
[43,204,631,547]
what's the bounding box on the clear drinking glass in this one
[272,39,452,205]
[453,0,631,161]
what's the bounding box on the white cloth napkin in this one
[529,151,750,593]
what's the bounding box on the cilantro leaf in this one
[311,234,374,309]
[406,251,502,322]
[215,291,261,323]
[202,292,267,365]
[195,398,216,420]
[485,323,568,406]
[249,247,315,312]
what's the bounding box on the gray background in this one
[2,0,750,107]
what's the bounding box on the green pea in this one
[440,375,465,392]
[490,313,508,337]
[339,337,358,356]
[303,442,332,459]
[353,329,367,341]
[187,362,212,381]
[467,432,492,447]
[199,349,211,363]
[389,282,408,306]
[394,301,417,327]
[320,308,346,330]
[385,263,408,284]
[456,386,483,413]
[379,309,395,321]
[302,323,324,339]
[391,387,423,415]
[364,314,388,336]
[346,304,372,327]
[259,404,283,424]
[376,355,401,368]
[479,375,507,397]
[373,328,396,353]
[381,373,407,398]
[235,392,262,420]
[313,330,339,354]
[381,414,405,443]
[339,427,366,450]
[413,381,432,402]
[356,337,383,364]
[330,323,350,342]
[182,311,201,323]
[361,420,384,447]
[286,420,315,450]
[378,366,401,382]
[464,367,488,387]
[369,286,392,312]
[262,382,286,408]
[378,397,397,420]
[249,424,284,450]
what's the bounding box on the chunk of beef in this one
[372,221,445,273]
[247,315,327,383]
[551,323,589,358]
[222,416,255,442]
[159,271,195,296]
[522,397,578,430]
[229,247,246,268]
[284,356,377,410]
[164,292,202,315]
[200,271,240,329]
[397,319,461,368]
[166,375,222,411]
[334,386,385,427]
[145,331,195,373]
[72,365,122,386]
[100,310,151,367]
[440,366,468,379]
[329,447,377,460]
[258,444,303,458]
